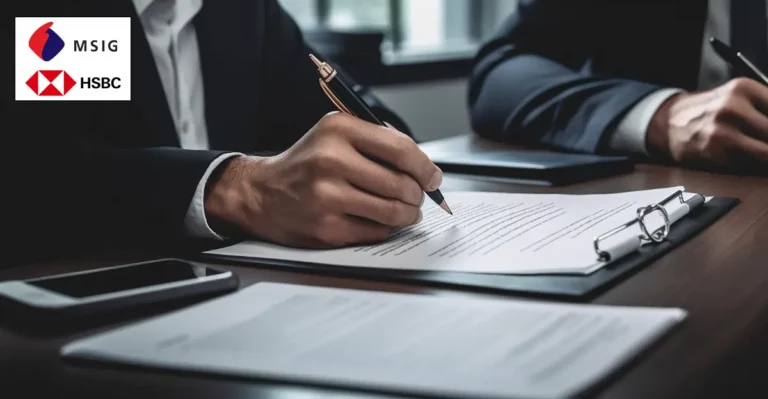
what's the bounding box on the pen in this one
[709,37,768,85]
[309,54,453,215]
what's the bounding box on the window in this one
[279,0,518,64]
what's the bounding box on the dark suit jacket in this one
[1,0,406,263]
[469,0,709,153]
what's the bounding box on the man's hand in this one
[204,112,442,248]
[647,78,768,170]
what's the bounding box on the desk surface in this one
[3,135,768,398]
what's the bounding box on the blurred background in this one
[279,0,518,142]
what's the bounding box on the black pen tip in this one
[440,202,453,215]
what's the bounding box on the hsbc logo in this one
[26,70,76,96]
[15,17,131,101]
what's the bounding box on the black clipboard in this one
[198,197,738,301]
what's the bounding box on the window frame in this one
[279,0,516,85]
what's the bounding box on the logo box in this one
[15,17,131,101]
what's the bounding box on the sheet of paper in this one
[206,187,689,274]
[62,283,686,399]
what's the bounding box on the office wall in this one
[278,0,520,143]
[372,78,470,143]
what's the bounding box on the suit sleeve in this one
[468,0,663,153]
[257,0,410,152]
[4,130,224,264]
[0,23,222,266]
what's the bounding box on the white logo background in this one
[15,17,131,101]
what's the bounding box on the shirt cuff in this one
[609,88,684,156]
[183,153,244,240]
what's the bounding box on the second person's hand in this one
[647,78,768,170]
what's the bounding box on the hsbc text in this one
[80,77,122,89]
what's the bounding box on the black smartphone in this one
[0,259,238,318]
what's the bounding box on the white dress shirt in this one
[133,0,240,240]
[609,0,745,155]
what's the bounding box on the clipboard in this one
[198,196,738,300]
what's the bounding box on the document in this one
[62,283,686,399]
[206,187,691,274]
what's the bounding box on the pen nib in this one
[309,54,323,68]
[439,201,453,215]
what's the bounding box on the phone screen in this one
[28,260,226,298]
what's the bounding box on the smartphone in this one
[0,259,238,318]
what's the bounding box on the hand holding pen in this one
[201,61,447,249]
[205,109,444,248]
[310,54,453,215]
[642,39,768,170]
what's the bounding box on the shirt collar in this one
[132,0,154,16]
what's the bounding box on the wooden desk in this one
[3,135,768,398]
